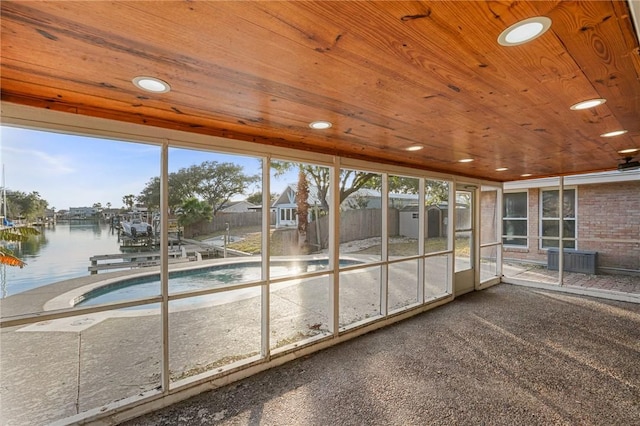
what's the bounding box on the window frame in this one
[539,186,578,250]
[502,190,529,248]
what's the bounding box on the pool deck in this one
[123,284,640,426]
[1,261,638,425]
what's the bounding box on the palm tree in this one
[0,226,39,268]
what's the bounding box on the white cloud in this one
[3,146,75,175]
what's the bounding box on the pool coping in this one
[2,254,373,323]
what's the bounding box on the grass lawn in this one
[355,237,470,257]
[195,226,470,258]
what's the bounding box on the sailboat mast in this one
[2,164,6,219]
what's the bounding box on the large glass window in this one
[480,186,501,283]
[339,168,382,329]
[1,122,460,425]
[424,180,450,253]
[269,160,333,347]
[503,191,528,247]
[541,189,576,249]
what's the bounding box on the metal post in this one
[330,157,340,336]
[418,178,425,303]
[558,176,564,286]
[160,141,170,394]
[261,157,270,359]
[380,173,388,316]
[224,222,229,258]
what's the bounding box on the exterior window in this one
[502,192,528,247]
[541,188,576,249]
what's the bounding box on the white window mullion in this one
[262,157,271,358]
[418,178,426,303]
[330,157,340,336]
[447,181,455,295]
[160,140,170,394]
[380,174,388,316]
[558,177,565,286]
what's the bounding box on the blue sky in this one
[1,126,293,210]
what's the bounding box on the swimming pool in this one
[76,258,359,308]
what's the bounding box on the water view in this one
[1,222,122,298]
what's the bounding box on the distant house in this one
[272,184,418,228]
[219,200,258,213]
[68,206,98,218]
[272,184,323,228]
[502,170,640,273]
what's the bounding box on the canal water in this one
[1,222,123,298]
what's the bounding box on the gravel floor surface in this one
[123,284,640,426]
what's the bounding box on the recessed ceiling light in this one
[496,167,508,171]
[458,158,474,163]
[601,130,628,138]
[521,173,532,177]
[497,17,552,46]
[618,148,639,154]
[569,98,606,110]
[132,76,171,93]
[406,145,424,151]
[309,121,332,130]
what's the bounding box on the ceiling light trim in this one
[498,17,552,46]
[132,76,171,93]
[309,121,332,130]
[601,130,628,138]
[570,98,606,110]
[618,148,639,154]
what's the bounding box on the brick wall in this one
[577,182,640,270]
[504,182,640,272]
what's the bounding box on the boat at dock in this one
[120,213,153,239]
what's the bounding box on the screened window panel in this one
[503,192,527,218]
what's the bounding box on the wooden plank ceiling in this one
[1,1,639,181]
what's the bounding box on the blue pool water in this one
[77,259,358,308]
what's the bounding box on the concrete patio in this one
[1,262,638,425]
[122,284,640,426]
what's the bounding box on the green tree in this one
[137,162,256,215]
[246,191,276,206]
[177,197,213,227]
[271,162,377,211]
[366,176,449,205]
[137,177,161,213]
[137,171,198,213]
[425,180,449,205]
[122,194,135,210]
[191,161,259,214]
[6,190,48,221]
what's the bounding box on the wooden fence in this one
[185,211,270,238]
[307,208,399,250]
[186,209,397,250]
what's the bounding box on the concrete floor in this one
[123,284,640,426]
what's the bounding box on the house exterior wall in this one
[504,182,640,272]
[576,182,640,270]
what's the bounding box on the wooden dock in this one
[88,239,249,274]
[88,248,188,274]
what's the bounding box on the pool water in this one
[77,259,356,308]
